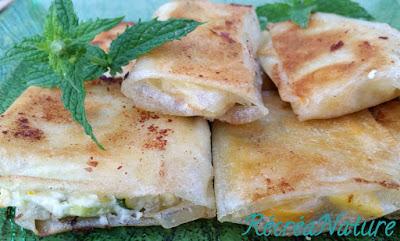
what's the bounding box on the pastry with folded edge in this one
[258,13,400,121]
[213,91,400,235]
[0,78,215,236]
[122,0,268,124]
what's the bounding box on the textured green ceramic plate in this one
[1,0,400,240]
[1,207,399,241]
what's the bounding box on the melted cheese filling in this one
[0,189,181,222]
[148,79,248,117]
[328,192,383,218]
[259,192,383,222]
[261,198,322,222]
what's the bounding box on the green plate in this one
[1,207,399,241]
[1,0,400,240]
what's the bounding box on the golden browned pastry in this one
[0,79,215,236]
[259,13,400,121]
[213,91,400,234]
[122,1,268,124]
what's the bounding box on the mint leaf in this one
[26,62,61,88]
[52,0,79,31]
[257,0,373,29]
[315,0,373,20]
[289,0,317,28]
[44,3,59,39]
[60,62,104,150]
[0,57,60,113]
[257,0,318,28]
[45,0,78,40]
[108,18,201,75]
[258,16,268,30]
[72,17,124,43]
[86,45,109,69]
[0,36,47,64]
[80,45,109,80]
[0,63,28,113]
[47,0,78,37]
[256,3,291,29]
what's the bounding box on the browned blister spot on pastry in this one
[252,178,295,202]
[13,115,44,141]
[37,94,72,124]
[143,124,173,151]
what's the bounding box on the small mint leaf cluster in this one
[0,0,201,149]
[256,0,374,29]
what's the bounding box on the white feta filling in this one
[0,189,181,221]
[147,79,251,117]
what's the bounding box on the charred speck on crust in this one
[229,3,252,7]
[13,117,44,141]
[143,124,173,151]
[124,72,130,80]
[354,178,400,190]
[252,178,295,201]
[99,75,123,85]
[330,40,344,52]
[225,20,233,27]
[362,41,372,47]
[87,160,98,167]
[138,110,160,123]
[219,32,235,44]
[210,29,236,44]
[19,117,28,124]
[37,95,72,124]
[348,194,354,203]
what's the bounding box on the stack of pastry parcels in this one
[2,0,400,237]
[0,0,264,236]
[213,7,400,234]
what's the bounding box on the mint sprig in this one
[257,0,374,29]
[0,0,200,149]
